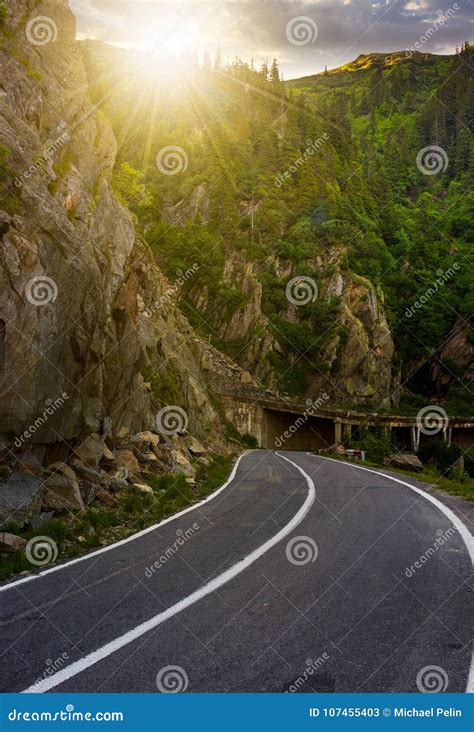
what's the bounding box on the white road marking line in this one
[23,452,315,692]
[1,454,249,595]
[306,452,474,693]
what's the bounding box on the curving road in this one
[0,450,472,694]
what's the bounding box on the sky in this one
[70,0,473,78]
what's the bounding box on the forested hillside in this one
[81,42,473,413]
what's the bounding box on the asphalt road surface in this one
[0,450,472,693]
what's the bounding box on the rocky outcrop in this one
[0,0,226,457]
[192,246,395,405]
[311,267,394,407]
[0,424,218,528]
[431,317,473,392]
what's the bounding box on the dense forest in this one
[81,42,473,413]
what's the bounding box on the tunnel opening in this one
[262,408,335,451]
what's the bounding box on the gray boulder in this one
[0,472,43,529]
[42,464,84,511]
[0,532,27,553]
[384,454,424,473]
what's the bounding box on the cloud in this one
[70,0,471,78]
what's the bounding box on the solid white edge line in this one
[305,452,474,693]
[23,451,315,693]
[0,453,248,595]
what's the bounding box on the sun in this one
[134,13,203,57]
[165,27,196,55]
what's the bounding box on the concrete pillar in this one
[334,421,342,444]
[411,426,420,452]
[447,427,452,447]
[342,423,352,440]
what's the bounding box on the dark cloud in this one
[70,0,472,77]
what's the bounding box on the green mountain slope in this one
[80,42,473,413]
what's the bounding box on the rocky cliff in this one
[0,0,227,459]
[183,238,395,406]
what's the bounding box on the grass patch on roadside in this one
[0,453,236,583]
[368,462,473,501]
[317,452,474,501]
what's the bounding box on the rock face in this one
[312,266,394,407]
[0,0,223,456]
[431,317,473,393]
[189,245,395,405]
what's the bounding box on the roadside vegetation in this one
[0,454,235,583]
[331,429,473,500]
